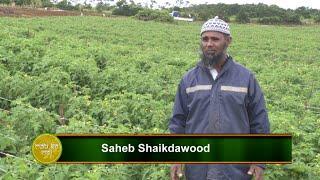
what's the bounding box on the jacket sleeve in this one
[169,79,189,134]
[247,74,270,170]
[247,74,270,134]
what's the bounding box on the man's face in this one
[200,31,231,67]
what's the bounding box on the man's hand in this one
[171,164,183,180]
[247,165,264,180]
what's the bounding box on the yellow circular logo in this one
[32,134,62,164]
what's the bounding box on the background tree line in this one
[179,3,320,24]
[1,0,320,24]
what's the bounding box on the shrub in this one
[56,0,75,11]
[236,9,250,23]
[313,14,320,23]
[135,9,173,23]
[0,0,11,5]
[112,3,142,16]
[282,13,301,24]
[95,2,113,13]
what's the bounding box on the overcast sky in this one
[133,0,320,10]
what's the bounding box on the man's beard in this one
[200,44,227,67]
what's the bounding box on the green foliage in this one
[83,2,92,10]
[0,0,11,5]
[314,14,320,23]
[295,7,312,19]
[0,157,170,180]
[180,3,319,24]
[41,0,54,7]
[135,9,173,22]
[0,103,57,158]
[0,16,319,179]
[112,0,142,16]
[173,6,180,11]
[282,12,302,24]
[56,0,76,11]
[257,12,301,25]
[95,2,113,13]
[235,9,250,23]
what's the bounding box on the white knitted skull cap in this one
[200,16,231,36]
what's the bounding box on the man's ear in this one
[226,36,232,46]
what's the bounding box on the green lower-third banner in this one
[31,134,292,164]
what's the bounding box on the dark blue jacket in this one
[169,56,270,179]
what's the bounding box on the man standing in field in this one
[169,16,270,180]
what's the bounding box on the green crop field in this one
[0,16,319,179]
